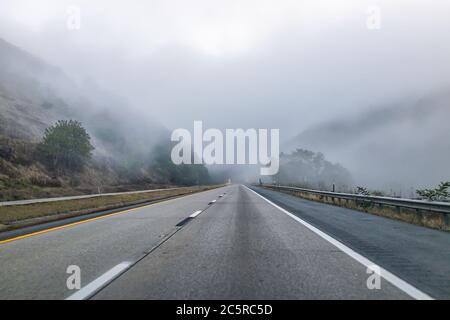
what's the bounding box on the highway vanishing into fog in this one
[0,185,449,300]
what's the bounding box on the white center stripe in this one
[189,210,202,218]
[66,262,131,300]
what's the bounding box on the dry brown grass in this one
[268,188,450,232]
[0,185,219,228]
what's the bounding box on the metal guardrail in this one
[0,187,181,207]
[263,185,450,214]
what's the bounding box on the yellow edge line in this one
[0,196,179,245]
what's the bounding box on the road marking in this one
[245,186,434,300]
[66,262,131,300]
[68,202,215,299]
[0,187,224,245]
[0,200,174,245]
[190,210,203,218]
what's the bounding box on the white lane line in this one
[244,186,433,300]
[66,262,131,300]
[190,210,203,218]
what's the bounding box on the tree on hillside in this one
[38,120,94,172]
[273,148,353,191]
[149,144,210,186]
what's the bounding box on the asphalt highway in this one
[1,184,448,300]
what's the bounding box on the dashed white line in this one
[66,191,226,300]
[244,185,433,300]
[189,210,203,218]
[66,262,131,300]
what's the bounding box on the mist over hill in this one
[0,37,167,152]
[2,30,450,198]
[285,89,450,193]
[0,38,210,200]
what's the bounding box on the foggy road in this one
[0,185,448,300]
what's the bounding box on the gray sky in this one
[1,0,449,135]
[1,0,450,188]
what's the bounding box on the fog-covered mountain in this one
[0,38,211,200]
[0,37,167,160]
[285,89,450,192]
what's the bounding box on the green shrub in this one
[38,120,94,173]
[417,181,450,201]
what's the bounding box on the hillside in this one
[285,89,450,191]
[0,38,209,200]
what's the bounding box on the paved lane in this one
[94,185,410,299]
[249,186,450,299]
[0,186,230,300]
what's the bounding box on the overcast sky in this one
[1,0,449,138]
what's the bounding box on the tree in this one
[38,120,94,172]
[355,186,370,196]
[416,181,450,201]
[273,148,353,190]
[149,144,210,186]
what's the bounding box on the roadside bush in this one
[417,181,450,201]
[38,120,94,173]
